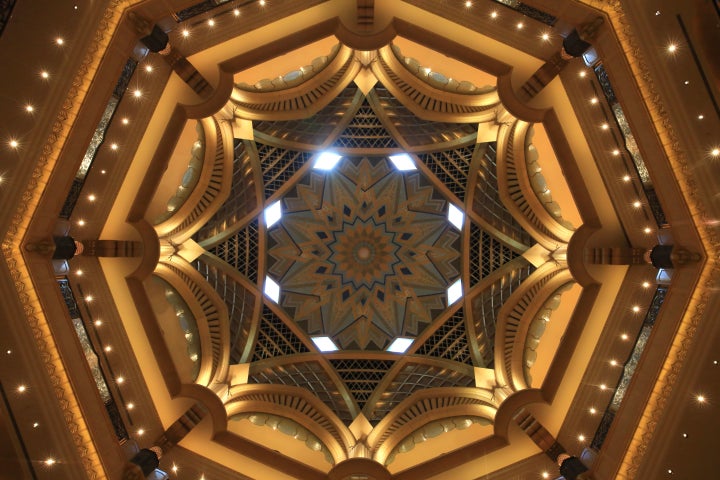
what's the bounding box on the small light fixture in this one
[633,200,642,208]
[683,80,689,85]
[182,29,190,37]
[234,8,240,16]
[609,359,618,366]
[387,337,414,354]
[644,227,652,234]
[9,139,19,148]
[697,114,704,120]
[516,22,524,29]
[84,295,93,302]
[682,433,688,438]
[116,376,124,384]
[542,473,549,479]
[465,1,472,7]
[447,278,463,305]
[25,105,34,113]
[612,149,620,156]
[104,345,112,352]
[45,458,56,466]
[41,70,50,79]
[110,143,118,150]
[312,336,339,352]
[137,428,145,436]
[541,33,550,41]
[590,97,598,104]
[600,384,607,390]
[127,403,135,410]
[601,123,609,130]
[259,0,266,5]
[122,117,129,125]
[642,281,650,288]
[696,394,706,403]
[667,43,677,53]
[94,319,102,326]
[578,434,585,442]
[172,464,178,473]
[622,175,631,182]
[579,70,587,78]
[88,194,96,202]
[313,151,342,170]
[17,385,26,393]
[589,407,597,414]
[264,276,281,303]
[133,89,142,98]
[621,333,629,341]
[145,65,153,73]
[33,422,39,428]
[389,153,417,171]
[55,37,64,45]
[711,148,720,157]
[207,19,215,27]
[264,200,282,228]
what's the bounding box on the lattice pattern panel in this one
[249,361,354,424]
[468,223,522,286]
[415,308,473,366]
[195,140,257,243]
[194,257,256,364]
[258,142,312,199]
[471,261,535,367]
[209,220,259,283]
[473,144,534,246]
[417,145,473,202]
[369,363,475,423]
[253,85,358,146]
[330,359,394,411]
[372,86,478,147]
[332,99,399,149]
[252,305,310,361]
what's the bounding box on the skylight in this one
[264,276,281,303]
[389,153,417,171]
[387,337,414,353]
[313,152,342,170]
[448,204,464,230]
[311,336,339,352]
[447,278,463,305]
[264,200,282,228]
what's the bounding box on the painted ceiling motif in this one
[267,157,461,350]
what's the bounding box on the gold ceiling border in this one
[0,1,138,478]
[578,1,717,478]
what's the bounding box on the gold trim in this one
[577,1,716,478]
[1,2,139,478]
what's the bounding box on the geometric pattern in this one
[267,156,460,350]
[332,99,399,149]
[468,222,522,287]
[417,145,474,202]
[252,305,310,361]
[258,142,313,199]
[330,359,395,411]
[210,220,259,283]
[415,307,473,366]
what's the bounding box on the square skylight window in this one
[447,278,463,305]
[389,153,417,171]
[311,336,339,352]
[264,200,282,228]
[264,276,281,303]
[448,204,464,230]
[386,337,414,353]
[313,152,342,170]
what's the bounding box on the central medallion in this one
[328,220,399,290]
[266,157,461,350]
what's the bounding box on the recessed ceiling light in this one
[40,70,50,79]
[56,37,64,45]
[389,153,417,171]
[490,11,498,19]
[234,8,240,16]
[633,200,642,208]
[182,29,190,37]
[264,275,281,303]
[17,385,26,393]
[643,227,652,234]
[516,22,524,29]
[577,434,585,442]
[541,33,550,41]
[45,458,56,466]
[9,139,19,149]
[448,204,464,230]
[542,473,549,479]
[610,359,618,366]
[387,337,414,353]
[579,71,587,78]
[145,65,153,72]
[667,44,677,53]
[697,114,704,120]
[621,333,629,340]
[590,97,598,104]
[312,336,339,352]
[313,151,342,170]
[711,148,720,157]
[465,1,472,7]
[601,123,609,130]
[25,105,34,113]
[622,175,631,182]
[133,89,142,98]
[447,278,463,305]
[207,19,215,27]
[259,0,266,5]
[264,200,282,227]
[696,394,706,403]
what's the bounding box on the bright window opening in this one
[448,204,464,230]
[447,278,463,305]
[264,201,282,228]
[387,337,414,353]
[311,336,339,352]
[264,276,281,303]
[389,153,417,171]
[313,152,342,170]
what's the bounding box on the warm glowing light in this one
[45,458,56,466]
[133,89,142,98]
[667,43,677,53]
[122,117,129,125]
[9,140,18,148]
[541,33,550,41]
[234,8,240,16]
[41,70,50,79]
[127,403,134,410]
[33,422,39,428]
[682,433,688,438]
[77,219,85,226]
[389,153,417,171]
[387,337,414,354]
[104,345,112,352]
[696,395,706,403]
[259,0,266,5]
[17,385,26,393]
[622,175,631,182]
[610,359,618,366]
[490,11,498,19]
[207,19,215,26]
[633,200,642,208]
[590,97,598,104]
[644,227,652,234]
[601,123,609,130]
[172,464,178,473]
[578,434,586,442]
[642,281,650,288]
[621,333,629,341]
[88,194,96,202]
[542,473,549,479]
[110,143,118,150]
[182,29,190,37]
[600,384,607,390]
[465,0,472,7]
[75,269,83,276]
[612,149,620,156]
[94,319,102,326]
[56,37,64,45]
[683,80,689,85]
[579,70,587,78]
[145,65,153,72]
[137,428,145,436]
[312,336,339,352]
[711,148,720,157]
[698,114,704,120]
[25,105,34,112]
[101,169,107,174]
[516,22,524,29]
[589,407,597,414]
[116,376,124,384]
